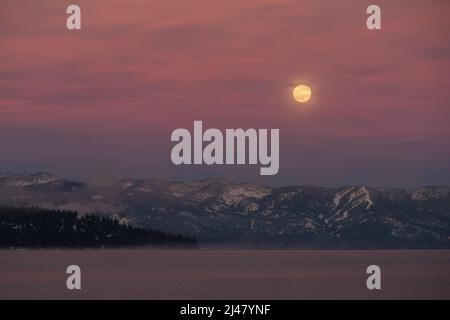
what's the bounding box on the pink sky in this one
[0,0,449,187]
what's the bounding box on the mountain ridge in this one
[0,172,449,248]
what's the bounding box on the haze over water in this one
[1,249,449,299]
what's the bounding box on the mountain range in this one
[0,172,449,248]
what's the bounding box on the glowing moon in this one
[293,84,311,103]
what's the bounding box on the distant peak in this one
[0,171,62,187]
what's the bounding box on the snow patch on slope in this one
[220,185,272,206]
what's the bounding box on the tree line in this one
[0,206,196,248]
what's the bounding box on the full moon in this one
[293,84,311,103]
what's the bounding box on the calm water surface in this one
[1,249,449,299]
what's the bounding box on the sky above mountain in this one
[0,0,449,187]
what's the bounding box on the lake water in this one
[1,249,449,299]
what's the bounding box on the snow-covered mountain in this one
[0,172,62,187]
[0,172,449,248]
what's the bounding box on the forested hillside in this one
[0,206,196,248]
